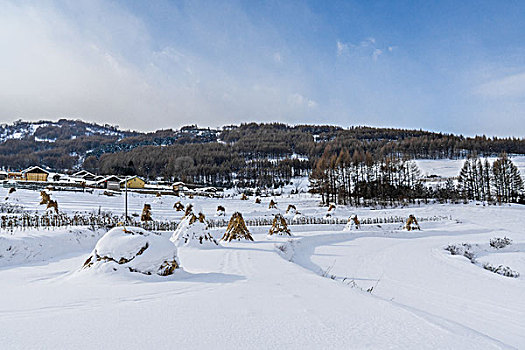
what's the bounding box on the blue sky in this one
[0,0,524,136]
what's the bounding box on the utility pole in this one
[125,176,128,224]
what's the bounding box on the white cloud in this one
[0,1,318,131]
[474,72,525,98]
[289,93,318,109]
[337,40,350,56]
[337,37,390,61]
[372,49,383,61]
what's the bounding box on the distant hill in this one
[0,119,524,188]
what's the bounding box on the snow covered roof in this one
[96,175,122,184]
[120,175,144,183]
[22,166,50,174]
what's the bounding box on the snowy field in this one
[415,155,525,178]
[0,186,524,348]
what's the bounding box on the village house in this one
[121,176,146,189]
[96,175,122,191]
[23,166,49,182]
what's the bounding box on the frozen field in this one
[0,188,524,349]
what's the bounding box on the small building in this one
[8,172,23,180]
[97,175,122,190]
[121,176,146,189]
[23,166,49,182]
[72,170,97,181]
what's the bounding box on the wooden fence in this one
[0,211,450,233]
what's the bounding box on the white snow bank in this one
[83,226,180,276]
[0,227,106,268]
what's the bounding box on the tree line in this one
[310,150,524,206]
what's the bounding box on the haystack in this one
[141,204,152,221]
[268,213,292,236]
[344,214,360,231]
[328,204,336,212]
[405,215,420,231]
[268,199,277,209]
[46,200,58,213]
[174,201,184,211]
[171,208,218,247]
[255,198,261,204]
[286,204,297,215]
[240,193,248,200]
[82,226,180,276]
[8,187,15,195]
[217,205,226,216]
[184,204,193,218]
[156,192,162,198]
[40,191,50,205]
[221,212,254,242]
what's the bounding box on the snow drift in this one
[83,226,180,276]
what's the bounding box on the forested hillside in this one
[1,120,525,188]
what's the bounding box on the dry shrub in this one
[174,201,184,211]
[240,193,248,200]
[269,199,277,209]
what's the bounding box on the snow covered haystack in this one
[286,204,297,215]
[404,215,421,231]
[344,215,361,231]
[216,205,226,217]
[268,213,292,237]
[221,212,254,242]
[171,207,218,247]
[325,203,337,217]
[82,226,180,276]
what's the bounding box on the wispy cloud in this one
[474,72,525,98]
[336,37,391,61]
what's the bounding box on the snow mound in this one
[170,212,218,247]
[82,226,180,276]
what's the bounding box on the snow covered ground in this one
[415,155,525,178]
[0,187,524,348]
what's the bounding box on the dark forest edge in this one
[0,119,524,193]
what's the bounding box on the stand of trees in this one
[310,150,524,207]
[310,149,425,206]
[458,154,523,203]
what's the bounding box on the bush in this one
[489,237,512,249]
[482,263,520,278]
[445,243,476,263]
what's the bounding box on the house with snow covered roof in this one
[22,166,49,182]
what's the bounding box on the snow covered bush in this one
[445,243,476,263]
[82,226,180,276]
[489,237,512,249]
[482,263,520,278]
[170,207,218,247]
